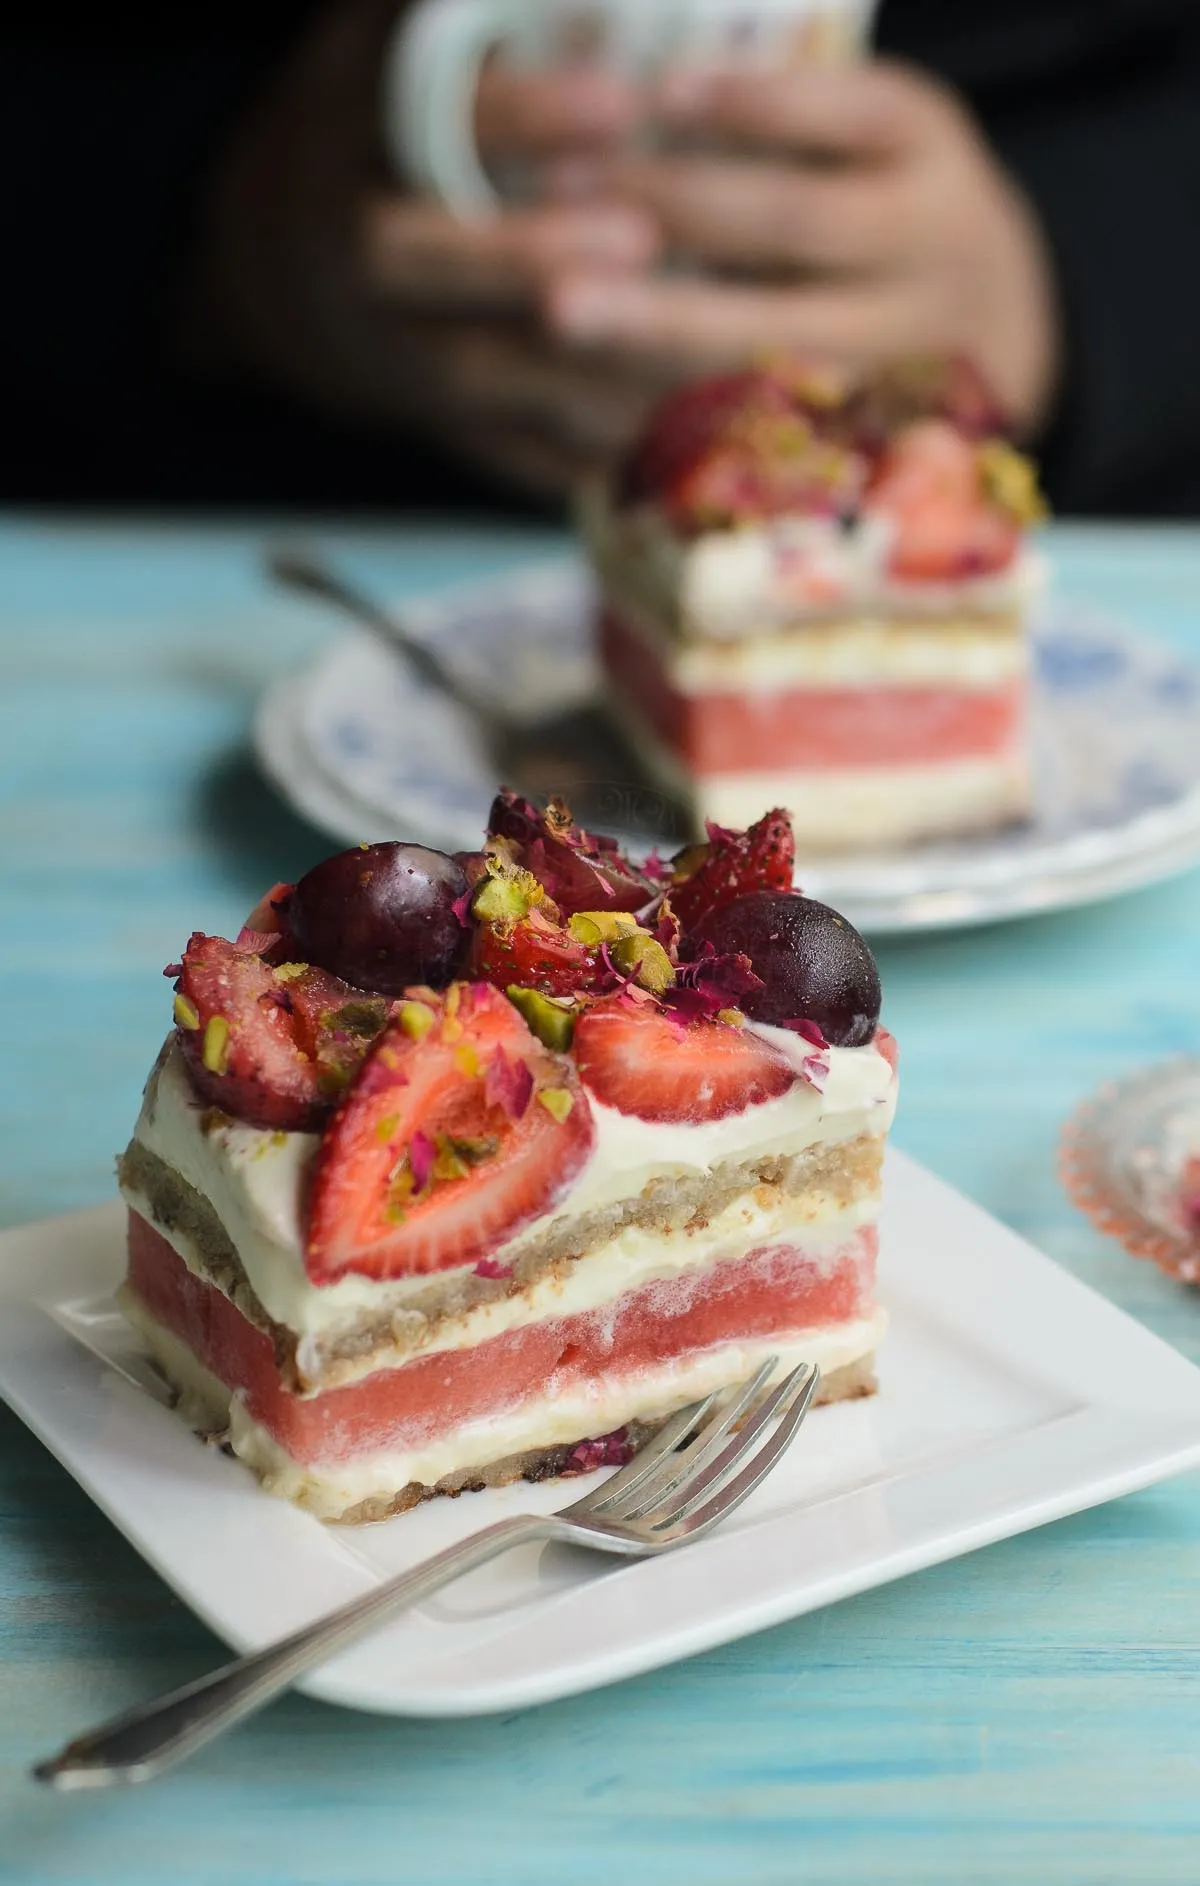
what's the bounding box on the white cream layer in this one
[129,1040,895,1346]
[607,582,1029,693]
[124,1291,884,1521]
[584,486,1043,642]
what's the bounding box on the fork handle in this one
[35,1515,550,1790]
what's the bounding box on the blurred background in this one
[3,0,1200,518]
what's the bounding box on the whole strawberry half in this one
[305,981,594,1283]
[471,914,601,997]
[866,419,1019,580]
[573,995,795,1124]
[174,934,394,1132]
[669,809,796,934]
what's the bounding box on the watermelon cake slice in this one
[582,354,1046,851]
[118,795,897,1522]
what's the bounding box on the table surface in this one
[2,517,1199,1885]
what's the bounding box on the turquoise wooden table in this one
[2,518,1199,1884]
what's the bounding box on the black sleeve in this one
[879,0,1200,517]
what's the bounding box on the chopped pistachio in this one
[670,841,709,885]
[454,1043,481,1079]
[444,1133,499,1167]
[505,985,577,1052]
[430,1134,472,1183]
[432,1142,468,1183]
[472,866,544,925]
[537,1086,575,1123]
[173,993,200,1031]
[611,932,676,995]
[325,999,388,1035]
[375,1111,400,1145]
[273,962,307,982]
[978,439,1047,524]
[444,983,461,1019]
[316,1064,352,1098]
[442,1015,463,1044]
[716,1007,746,1028]
[567,910,639,947]
[398,1000,436,1040]
[201,1016,229,1075]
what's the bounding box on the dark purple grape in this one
[288,844,470,996]
[686,892,881,1047]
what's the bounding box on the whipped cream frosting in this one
[584,485,1043,643]
[128,1036,896,1345]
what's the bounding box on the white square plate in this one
[4,1151,1200,1718]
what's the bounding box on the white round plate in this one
[255,558,1200,936]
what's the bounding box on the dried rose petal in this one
[783,1017,829,1049]
[408,1129,436,1193]
[485,1046,534,1121]
[663,947,764,1022]
[562,1428,635,1474]
[802,1051,831,1093]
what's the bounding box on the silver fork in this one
[35,1358,818,1790]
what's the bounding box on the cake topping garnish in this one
[661,948,763,1025]
[485,789,654,915]
[668,808,796,931]
[504,986,579,1052]
[172,934,399,1132]
[572,995,795,1124]
[287,841,471,997]
[684,892,882,1048]
[614,352,1044,572]
[165,803,887,1147]
[304,981,594,1283]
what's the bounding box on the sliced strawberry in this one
[174,934,392,1131]
[874,1025,899,1075]
[665,424,864,533]
[486,790,652,914]
[670,809,796,933]
[618,370,782,508]
[305,982,594,1282]
[573,995,795,1123]
[469,903,603,998]
[866,420,1019,580]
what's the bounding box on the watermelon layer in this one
[127,1212,874,1469]
[600,607,1025,774]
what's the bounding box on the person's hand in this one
[545,59,1061,436]
[180,0,661,496]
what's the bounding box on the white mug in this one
[385,0,877,215]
